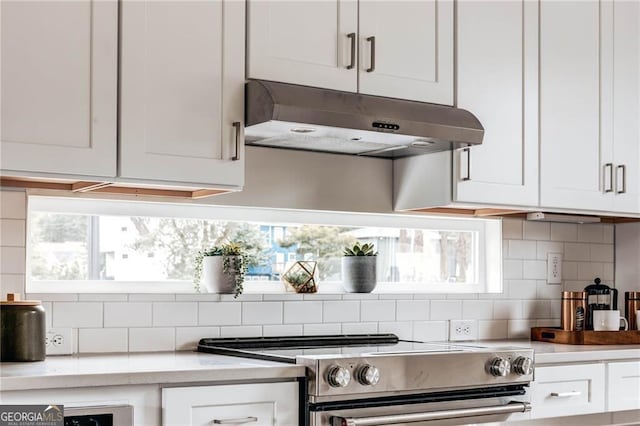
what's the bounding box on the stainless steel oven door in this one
[311,395,531,426]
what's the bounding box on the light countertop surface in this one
[0,351,305,392]
[1,341,639,392]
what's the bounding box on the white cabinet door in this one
[607,361,640,412]
[358,0,453,105]
[531,364,605,419]
[539,1,613,211]
[0,0,117,177]
[120,0,244,187]
[454,0,538,206]
[247,0,358,92]
[611,0,640,214]
[162,382,299,426]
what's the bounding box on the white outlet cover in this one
[547,252,562,284]
[449,320,478,341]
[46,328,73,355]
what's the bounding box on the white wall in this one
[0,189,617,354]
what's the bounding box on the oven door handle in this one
[330,401,531,426]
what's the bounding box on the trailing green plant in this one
[194,242,246,298]
[343,242,377,256]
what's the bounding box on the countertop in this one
[0,351,306,392]
[1,341,639,392]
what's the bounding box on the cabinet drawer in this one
[607,361,640,412]
[531,364,605,419]
[162,382,298,426]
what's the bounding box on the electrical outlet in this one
[45,328,73,355]
[449,320,478,341]
[547,252,563,284]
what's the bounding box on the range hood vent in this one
[245,80,484,159]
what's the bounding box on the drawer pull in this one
[213,416,258,424]
[550,391,581,398]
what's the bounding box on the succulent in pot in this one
[194,242,246,298]
[342,242,377,293]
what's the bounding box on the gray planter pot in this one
[342,256,377,293]
[201,255,241,294]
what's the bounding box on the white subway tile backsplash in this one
[507,320,536,339]
[341,322,378,334]
[536,281,562,300]
[79,294,128,302]
[577,262,604,281]
[396,300,429,321]
[154,302,197,326]
[562,261,578,280]
[523,222,550,241]
[175,294,221,301]
[0,191,26,219]
[462,300,493,320]
[43,302,52,328]
[503,260,523,279]
[175,327,220,350]
[550,223,577,242]
[323,301,360,323]
[128,294,176,302]
[379,321,413,340]
[198,302,241,326]
[361,300,396,322]
[27,293,79,302]
[478,320,508,340]
[577,224,604,243]
[378,294,413,300]
[413,321,447,342]
[0,219,25,246]
[536,241,563,260]
[522,300,550,319]
[304,294,341,301]
[220,326,262,337]
[506,280,537,300]
[262,293,304,301]
[430,300,461,320]
[342,293,378,300]
[564,243,591,261]
[221,294,263,302]
[104,303,152,327]
[53,302,103,328]
[129,328,175,352]
[263,324,303,336]
[550,301,561,319]
[523,260,546,280]
[603,224,614,244]
[1,274,24,298]
[242,302,282,325]
[304,323,341,335]
[284,301,322,324]
[590,244,613,262]
[603,263,614,281]
[0,246,25,274]
[502,219,523,239]
[79,328,128,353]
[494,300,523,320]
[507,240,537,260]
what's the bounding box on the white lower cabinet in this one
[530,364,605,419]
[162,382,299,426]
[607,361,640,412]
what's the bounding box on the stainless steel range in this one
[198,334,534,425]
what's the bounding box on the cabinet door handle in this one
[617,164,627,194]
[366,36,376,72]
[461,148,471,181]
[550,391,581,398]
[213,417,258,425]
[604,163,614,193]
[346,33,356,69]
[232,121,241,161]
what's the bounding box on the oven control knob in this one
[488,357,511,377]
[326,365,351,388]
[355,364,380,386]
[512,356,533,376]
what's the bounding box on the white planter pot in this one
[201,255,241,294]
[342,256,377,293]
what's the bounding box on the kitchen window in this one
[26,196,502,294]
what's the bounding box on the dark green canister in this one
[1,293,46,362]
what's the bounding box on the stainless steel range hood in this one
[245,80,484,159]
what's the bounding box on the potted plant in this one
[194,242,246,298]
[342,242,377,293]
[282,260,318,293]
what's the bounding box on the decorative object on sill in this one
[282,261,318,293]
[342,242,378,293]
[531,327,640,345]
[194,242,246,298]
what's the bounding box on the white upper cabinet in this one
[454,0,538,206]
[0,0,117,177]
[247,0,358,93]
[119,0,244,187]
[540,0,639,214]
[358,1,453,104]
[247,0,453,105]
